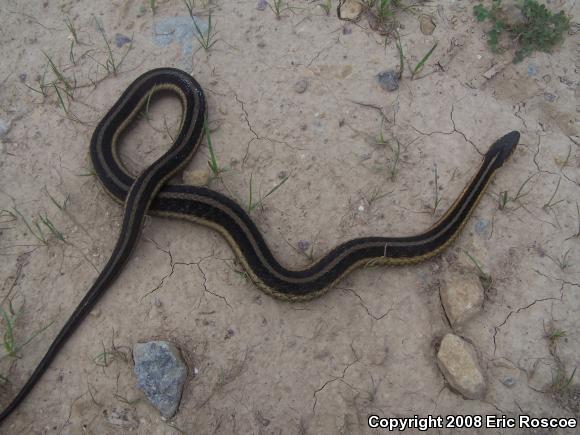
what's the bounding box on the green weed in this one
[498,173,536,209]
[474,0,570,63]
[204,121,221,177]
[0,299,55,359]
[465,251,493,290]
[247,173,290,213]
[269,0,285,19]
[192,11,218,51]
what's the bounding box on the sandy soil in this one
[0,0,578,433]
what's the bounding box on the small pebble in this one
[297,240,310,251]
[0,119,9,138]
[294,79,308,94]
[256,0,268,11]
[154,297,162,307]
[419,14,436,35]
[342,25,352,35]
[19,73,27,82]
[114,33,132,48]
[225,328,235,340]
[257,41,266,48]
[543,92,557,103]
[527,64,537,76]
[376,70,399,92]
[278,170,288,179]
[474,218,489,236]
[501,377,516,388]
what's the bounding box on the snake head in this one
[486,131,520,167]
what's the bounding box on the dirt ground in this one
[0,0,578,433]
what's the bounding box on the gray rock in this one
[133,341,187,418]
[294,79,308,94]
[440,274,484,326]
[114,33,132,48]
[297,239,310,251]
[376,70,399,92]
[0,119,9,138]
[256,0,268,11]
[437,334,486,400]
[501,377,516,388]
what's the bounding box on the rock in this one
[440,274,484,326]
[0,119,10,138]
[437,334,486,399]
[419,15,436,35]
[133,341,188,418]
[338,0,364,21]
[294,79,308,94]
[183,169,210,186]
[297,239,310,252]
[501,377,516,388]
[376,70,399,92]
[114,33,132,48]
[256,0,268,11]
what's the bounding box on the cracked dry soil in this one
[0,0,579,433]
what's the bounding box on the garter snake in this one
[0,68,520,422]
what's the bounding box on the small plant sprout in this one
[389,138,401,180]
[204,121,221,177]
[65,17,79,44]
[555,143,572,168]
[269,0,285,19]
[431,164,442,215]
[568,202,580,240]
[550,366,577,393]
[376,0,397,21]
[94,18,132,76]
[549,248,573,271]
[247,173,290,213]
[12,207,69,246]
[546,328,566,343]
[394,31,404,79]
[192,11,218,51]
[464,251,493,290]
[0,298,55,359]
[42,51,74,95]
[319,0,332,15]
[542,177,564,211]
[411,42,438,80]
[498,173,536,210]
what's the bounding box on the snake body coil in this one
[0,68,520,422]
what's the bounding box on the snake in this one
[0,68,520,422]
